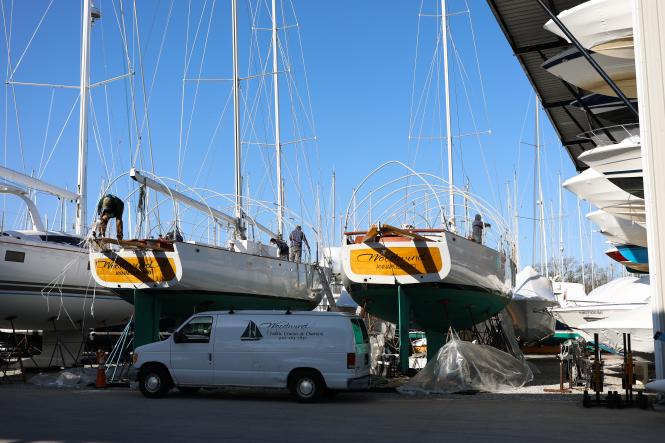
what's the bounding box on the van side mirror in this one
[173,330,185,343]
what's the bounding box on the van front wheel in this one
[289,370,325,403]
[139,366,171,399]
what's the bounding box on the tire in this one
[289,370,325,403]
[139,366,172,399]
[177,386,200,395]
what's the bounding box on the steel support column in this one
[133,290,161,348]
[634,0,665,379]
[397,285,410,373]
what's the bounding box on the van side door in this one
[170,315,215,386]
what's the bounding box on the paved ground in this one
[0,383,663,443]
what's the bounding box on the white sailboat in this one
[339,0,514,365]
[0,1,134,365]
[0,1,134,331]
[88,0,324,345]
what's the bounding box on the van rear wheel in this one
[139,366,171,399]
[289,370,325,403]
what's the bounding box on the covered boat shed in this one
[485,0,638,171]
[486,0,665,379]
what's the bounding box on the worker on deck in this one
[270,238,289,260]
[96,194,124,240]
[471,213,490,244]
[288,225,310,263]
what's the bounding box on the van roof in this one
[193,310,358,318]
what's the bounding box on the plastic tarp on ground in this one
[398,330,533,395]
[29,368,97,388]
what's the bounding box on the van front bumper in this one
[347,375,370,391]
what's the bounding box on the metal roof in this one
[486,0,638,171]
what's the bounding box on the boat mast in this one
[441,0,454,231]
[75,0,93,235]
[536,97,549,278]
[271,0,284,238]
[558,173,564,278]
[231,0,244,238]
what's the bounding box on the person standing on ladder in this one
[288,225,310,263]
[95,194,124,240]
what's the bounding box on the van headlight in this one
[132,353,138,365]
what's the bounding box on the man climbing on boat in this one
[288,225,310,263]
[95,194,124,240]
[270,237,289,259]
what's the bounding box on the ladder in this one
[315,266,337,310]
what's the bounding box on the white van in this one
[132,310,371,402]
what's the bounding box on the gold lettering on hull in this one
[95,256,177,284]
[350,246,442,276]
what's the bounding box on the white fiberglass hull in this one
[543,0,634,58]
[342,231,512,295]
[578,138,642,174]
[551,302,648,329]
[563,168,643,210]
[90,240,322,307]
[577,305,654,354]
[587,209,647,247]
[0,233,133,331]
[542,48,635,98]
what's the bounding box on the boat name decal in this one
[349,246,442,276]
[94,256,177,284]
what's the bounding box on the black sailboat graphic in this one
[240,321,263,340]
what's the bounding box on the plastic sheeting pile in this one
[29,368,97,388]
[398,330,533,395]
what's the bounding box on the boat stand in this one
[133,290,161,348]
[46,317,80,368]
[0,316,39,382]
[397,285,410,373]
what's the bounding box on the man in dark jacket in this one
[471,213,490,244]
[96,194,124,240]
[288,225,310,263]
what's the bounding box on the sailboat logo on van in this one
[240,321,263,340]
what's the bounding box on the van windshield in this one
[351,319,369,344]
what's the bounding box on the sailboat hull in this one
[342,232,513,332]
[90,240,323,319]
[0,233,133,331]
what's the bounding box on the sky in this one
[0,0,618,277]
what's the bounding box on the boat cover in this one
[398,330,533,395]
[512,266,556,301]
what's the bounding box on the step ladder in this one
[315,266,337,310]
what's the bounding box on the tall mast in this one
[231,0,244,237]
[558,173,564,278]
[441,0,454,230]
[271,0,284,238]
[75,0,93,235]
[331,170,336,244]
[536,96,549,278]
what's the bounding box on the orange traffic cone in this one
[95,349,107,388]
